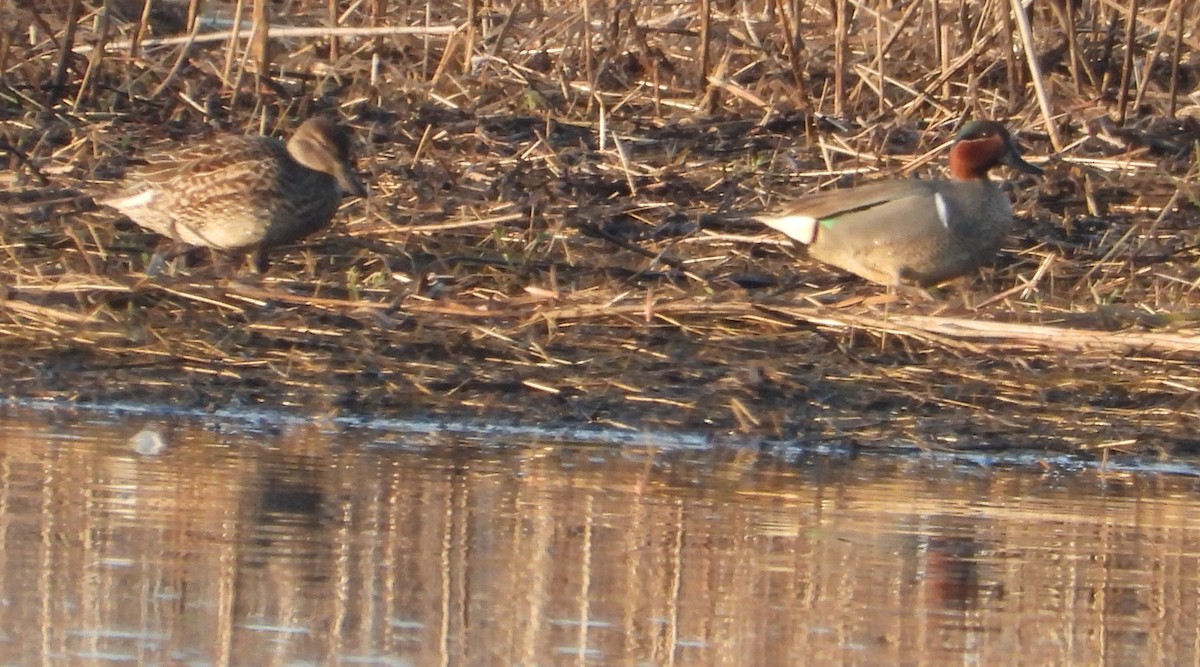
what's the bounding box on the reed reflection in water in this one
[0,407,1196,665]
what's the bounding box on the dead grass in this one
[2,0,1200,454]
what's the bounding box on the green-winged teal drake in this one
[755,120,1043,287]
[102,117,367,273]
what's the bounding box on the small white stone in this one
[130,425,168,456]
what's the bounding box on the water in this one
[0,405,1197,666]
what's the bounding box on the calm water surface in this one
[0,405,1197,666]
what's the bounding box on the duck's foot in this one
[145,242,195,277]
[146,252,171,277]
[894,284,936,302]
[206,251,251,278]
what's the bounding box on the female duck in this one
[103,117,367,273]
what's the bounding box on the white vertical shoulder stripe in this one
[933,193,950,229]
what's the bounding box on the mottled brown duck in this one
[102,117,367,273]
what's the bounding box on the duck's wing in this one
[128,135,287,188]
[755,180,939,244]
[814,186,970,251]
[100,136,287,244]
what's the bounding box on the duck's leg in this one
[895,269,937,302]
[251,248,271,274]
[146,252,170,277]
[896,284,936,302]
[209,250,249,277]
[146,241,194,277]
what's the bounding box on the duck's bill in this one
[1002,150,1044,175]
[336,166,368,197]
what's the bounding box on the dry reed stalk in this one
[150,18,204,99]
[0,30,9,83]
[581,0,595,113]
[1,297,97,325]
[930,0,943,97]
[406,212,526,232]
[1009,0,1063,150]
[707,76,769,109]
[52,0,84,99]
[462,0,475,73]
[1116,0,1139,124]
[186,0,201,30]
[902,17,1008,115]
[833,0,847,117]
[874,7,883,116]
[487,0,522,58]
[998,0,1018,112]
[424,1,439,80]
[252,0,270,82]
[1167,0,1185,117]
[1096,0,1200,50]
[771,0,809,109]
[73,0,114,112]
[1047,0,1083,94]
[328,0,340,62]
[699,0,712,98]
[222,0,246,91]
[936,24,945,101]
[1130,188,1182,260]
[1132,0,1181,113]
[857,63,953,116]
[132,0,154,57]
[75,25,461,56]
[860,2,922,93]
[757,305,1200,358]
[224,284,395,310]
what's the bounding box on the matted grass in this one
[2,0,1200,453]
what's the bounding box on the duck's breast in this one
[257,167,341,249]
[935,181,1014,258]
